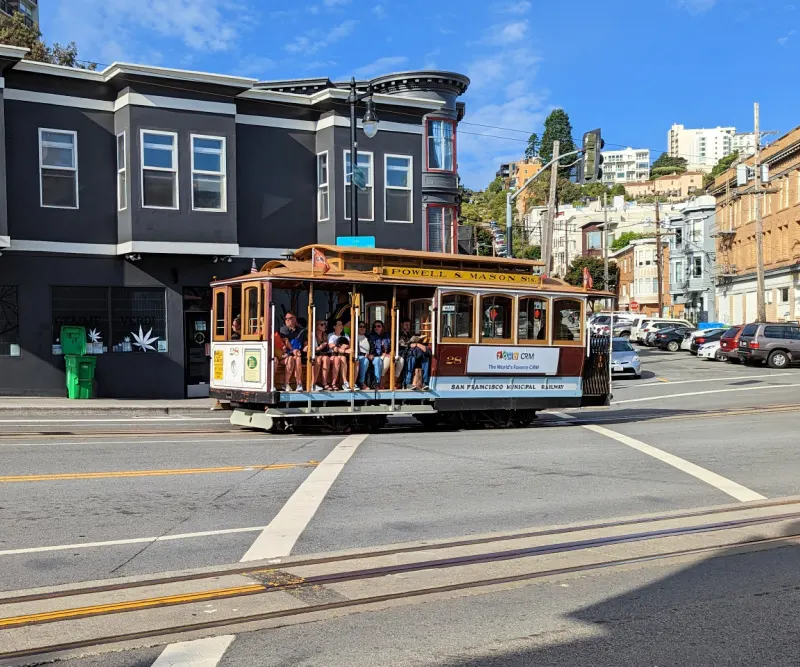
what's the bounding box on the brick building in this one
[625,172,705,201]
[710,125,800,324]
[610,238,670,316]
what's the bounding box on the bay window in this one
[344,150,374,220]
[39,128,78,208]
[427,205,456,253]
[426,118,455,171]
[141,130,178,209]
[191,135,225,211]
[317,151,330,221]
[385,154,412,223]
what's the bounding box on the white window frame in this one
[190,134,226,212]
[140,129,179,210]
[116,131,127,211]
[38,128,79,209]
[779,287,790,304]
[343,149,374,222]
[317,151,330,222]
[384,153,413,224]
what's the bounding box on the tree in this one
[704,150,739,187]
[525,133,539,160]
[539,109,577,168]
[649,154,687,179]
[515,244,541,260]
[564,256,618,292]
[611,231,645,251]
[0,12,96,69]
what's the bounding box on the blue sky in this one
[40,0,799,189]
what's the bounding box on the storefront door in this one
[183,288,211,398]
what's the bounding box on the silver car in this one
[611,337,642,378]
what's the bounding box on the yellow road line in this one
[657,377,670,383]
[0,584,265,628]
[0,462,318,483]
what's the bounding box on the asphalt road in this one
[1,346,799,666]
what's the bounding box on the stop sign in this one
[630,301,639,311]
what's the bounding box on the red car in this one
[718,325,743,363]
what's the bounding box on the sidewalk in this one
[0,396,227,417]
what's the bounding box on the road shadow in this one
[438,522,800,667]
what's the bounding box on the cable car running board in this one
[231,404,436,426]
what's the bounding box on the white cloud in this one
[236,56,276,77]
[372,3,387,18]
[676,0,718,14]
[778,28,796,44]
[423,48,440,70]
[473,20,529,45]
[323,0,351,6]
[458,46,546,189]
[285,19,357,55]
[350,56,408,78]
[50,0,253,63]
[492,1,531,14]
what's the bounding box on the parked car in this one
[681,327,728,351]
[690,329,725,354]
[640,320,694,345]
[656,326,696,351]
[697,340,722,360]
[718,326,743,363]
[737,322,800,368]
[629,316,652,343]
[611,337,641,378]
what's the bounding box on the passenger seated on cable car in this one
[279,312,307,391]
[356,321,380,390]
[330,292,352,336]
[231,315,242,340]
[404,324,431,391]
[327,319,351,390]
[312,320,333,391]
[369,320,392,380]
[396,317,413,383]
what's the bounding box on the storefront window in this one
[518,297,548,342]
[111,288,167,353]
[51,287,110,355]
[0,286,20,357]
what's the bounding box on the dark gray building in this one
[0,0,38,28]
[0,44,469,398]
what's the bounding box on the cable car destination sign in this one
[380,266,542,285]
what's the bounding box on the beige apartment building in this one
[710,125,800,324]
[625,172,705,201]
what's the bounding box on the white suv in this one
[637,319,693,344]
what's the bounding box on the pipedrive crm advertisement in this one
[466,346,560,375]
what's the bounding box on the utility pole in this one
[754,102,766,322]
[655,197,664,317]
[543,140,560,275]
[602,192,609,289]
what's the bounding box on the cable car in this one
[210,245,612,432]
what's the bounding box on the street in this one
[1,348,799,666]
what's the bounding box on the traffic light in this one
[580,129,604,184]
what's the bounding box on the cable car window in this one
[518,297,548,342]
[440,293,474,341]
[552,299,583,343]
[480,294,512,342]
[213,288,227,340]
[243,284,261,338]
[229,287,242,340]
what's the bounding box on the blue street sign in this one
[336,236,376,248]
[352,166,367,191]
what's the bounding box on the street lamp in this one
[348,77,380,236]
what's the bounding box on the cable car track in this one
[1,503,799,662]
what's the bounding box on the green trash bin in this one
[61,326,96,399]
[60,326,87,356]
[65,356,96,399]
